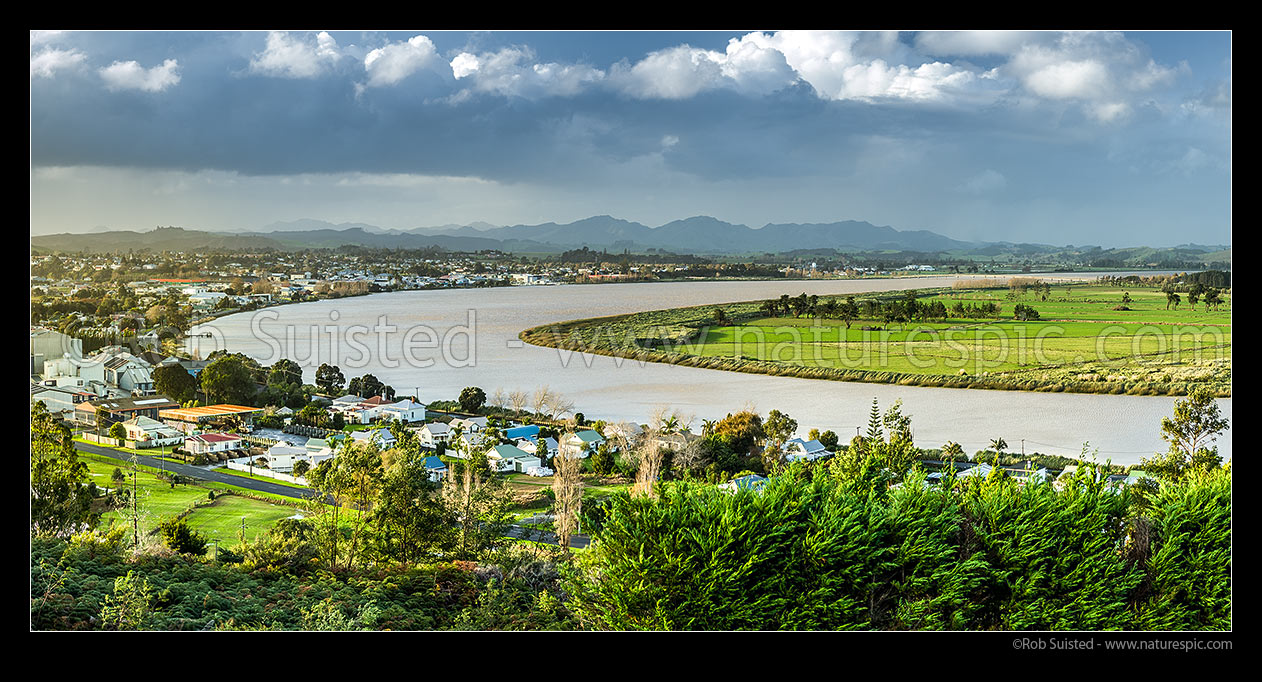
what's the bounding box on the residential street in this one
[72,440,590,548]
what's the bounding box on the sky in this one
[30,30,1231,247]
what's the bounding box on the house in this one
[75,348,155,395]
[449,416,489,434]
[264,443,307,471]
[421,455,448,481]
[350,428,397,449]
[517,436,559,460]
[380,399,426,423]
[416,422,450,448]
[602,422,644,449]
[503,424,541,441]
[954,463,995,480]
[644,431,697,452]
[783,438,832,462]
[184,433,246,457]
[719,474,768,494]
[486,444,539,473]
[329,394,367,421]
[76,395,180,429]
[120,415,184,447]
[562,429,606,457]
[264,440,334,473]
[304,437,334,457]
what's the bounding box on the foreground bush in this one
[565,464,1230,630]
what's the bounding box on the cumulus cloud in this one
[249,31,342,78]
[450,52,479,79]
[31,47,86,78]
[99,58,181,92]
[30,30,66,47]
[446,46,603,98]
[737,31,982,103]
[608,36,799,100]
[364,34,443,86]
[1002,32,1180,121]
[609,45,726,99]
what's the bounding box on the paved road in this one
[73,440,319,502]
[73,440,591,548]
[505,524,591,549]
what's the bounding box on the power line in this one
[1018,438,1159,455]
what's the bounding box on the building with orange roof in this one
[159,404,263,434]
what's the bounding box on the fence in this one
[223,460,309,486]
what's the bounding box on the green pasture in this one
[522,282,1231,395]
[81,452,306,547]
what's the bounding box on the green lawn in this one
[212,466,312,490]
[687,284,1230,392]
[182,495,307,547]
[81,451,306,546]
[88,459,211,538]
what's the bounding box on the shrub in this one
[157,517,209,557]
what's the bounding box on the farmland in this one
[520,280,1230,396]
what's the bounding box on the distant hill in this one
[30,226,287,253]
[28,216,1231,262]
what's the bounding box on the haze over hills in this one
[30,215,1230,260]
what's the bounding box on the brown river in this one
[191,275,1231,465]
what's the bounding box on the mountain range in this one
[30,216,1231,257]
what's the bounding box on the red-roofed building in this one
[184,432,245,457]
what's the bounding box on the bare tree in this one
[508,390,528,419]
[605,421,639,454]
[545,392,576,424]
[633,438,664,500]
[552,444,584,550]
[532,386,553,420]
[648,405,694,436]
[674,437,708,475]
[491,388,507,421]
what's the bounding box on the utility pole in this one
[131,470,139,547]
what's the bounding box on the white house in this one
[449,416,489,434]
[263,443,307,472]
[718,474,769,494]
[517,436,558,460]
[561,430,605,458]
[602,422,644,450]
[184,433,245,456]
[380,399,426,423]
[350,428,397,449]
[783,438,832,463]
[486,444,540,473]
[416,422,450,448]
[120,415,184,447]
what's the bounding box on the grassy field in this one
[211,466,312,489]
[503,472,632,520]
[81,452,307,548]
[181,495,304,547]
[521,282,1230,396]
